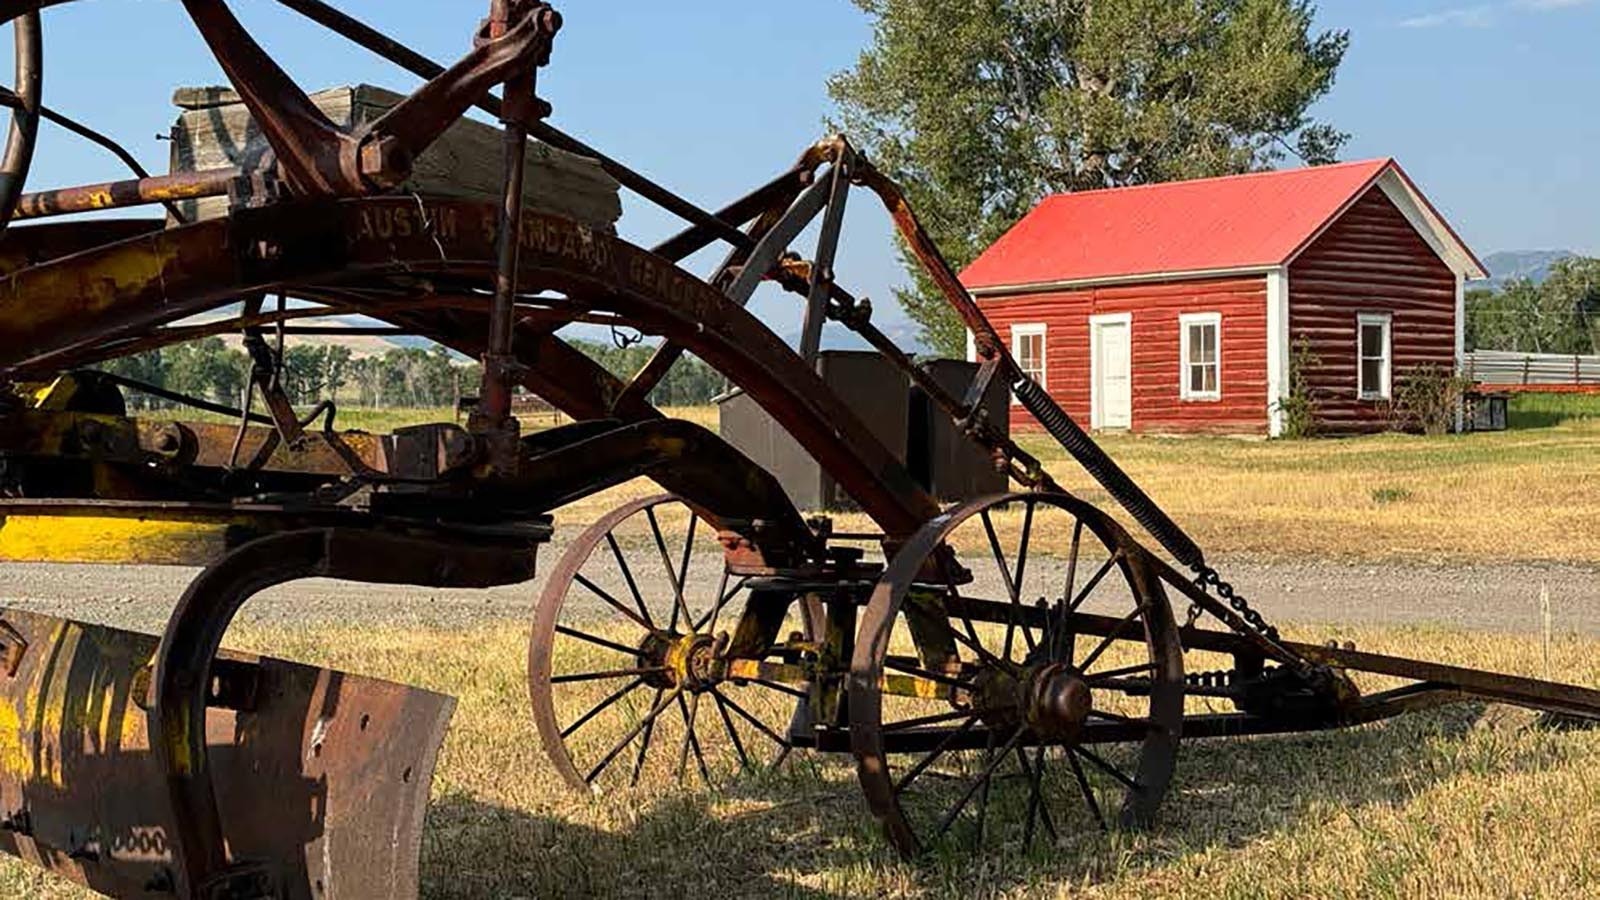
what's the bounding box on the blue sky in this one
[16,0,1600,344]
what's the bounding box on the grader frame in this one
[0,2,1595,897]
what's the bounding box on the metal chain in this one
[1187,566,1281,642]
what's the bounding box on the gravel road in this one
[3,534,1597,638]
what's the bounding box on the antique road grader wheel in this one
[530,494,814,792]
[851,492,1185,857]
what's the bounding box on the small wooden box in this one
[168,84,622,229]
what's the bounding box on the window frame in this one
[1010,323,1047,405]
[1356,311,1393,401]
[1178,312,1223,402]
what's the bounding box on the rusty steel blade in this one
[0,608,453,899]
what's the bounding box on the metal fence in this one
[1463,349,1600,387]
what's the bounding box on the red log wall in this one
[979,276,1269,435]
[1288,187,1458,434]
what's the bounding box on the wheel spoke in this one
[711,691,753,772]
[942,571,1007,670]
[1014,500,1037,653]
[606,532,655,629]
[1052,518,1085,659]
[587,685,682,785]
[746,678,808,700]
[560,677,643,739]
[1065,746,1106,830]
[574,572,653,632]
[677,513,700,606]
[692,572,747,633]
[712,688,791,751]
[1077,602,1147,674]
[1087,707,1154,729]
[1074,745,1142,792]
[883,657,975,691]
[629,688,665,787]
[704,564,731,634]
[980,509,1020,661]
[1016,744,1057,851]
[882,708,977,732]
[971,726,1000,849]
[646,507,695,631]
[892,714,981,795]
[932,726,1026,840]
[1085,661,1159,684]
[675,692,711,785]
[555,624,645,658]
[550,666,665,685]
[1068,551,1121,615]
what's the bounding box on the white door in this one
[1093,318,1132,430]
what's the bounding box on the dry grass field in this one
[7,620,1600,899]
[9,396,1597,897]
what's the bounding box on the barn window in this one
[1357,313,1392,400]
[1179,312,1222,400]
[1012,324,1047,399]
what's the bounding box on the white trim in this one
[1372,170,1488,281]
[1088,312,1133,430]
[1357,312,1393,401]
[1010,323,1047,405]
[968,264,1275,298]
[1266,268,1291,437]
[1178,312,1222,402]
[1454,272,1466,431]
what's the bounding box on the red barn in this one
[960,159,1487,436]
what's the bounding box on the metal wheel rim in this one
[849,491,1185,858]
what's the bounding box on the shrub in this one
[1390,364,1474,436]
[1273,337,1321,439]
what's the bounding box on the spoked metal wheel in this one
[0,10,41,233]
[850,492,1184,857]
[530,494,815,793]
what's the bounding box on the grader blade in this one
[0,608,452,899]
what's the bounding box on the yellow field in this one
[6,619,1600,899]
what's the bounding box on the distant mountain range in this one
[1480,249,1577,289]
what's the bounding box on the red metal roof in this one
[959,159,1481,292]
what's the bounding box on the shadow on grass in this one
[411,701,1582,897]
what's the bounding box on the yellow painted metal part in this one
[0,514,240,565]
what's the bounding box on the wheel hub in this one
[641,632,722,692]
[1025,663,1092,741]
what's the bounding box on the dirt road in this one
[2,536,1596,638]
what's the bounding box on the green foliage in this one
[1369,486,1413,505]
[567,339,726,406]
[830,0,1349,355]
[1467,256,1600,354]
[1273,336,1321,439]
[1389,363,1472,436]
[91,335,727,415]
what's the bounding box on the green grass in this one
[7,619,1600,898]
[1505,393,1600,430]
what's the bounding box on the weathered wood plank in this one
[168,84,622,228]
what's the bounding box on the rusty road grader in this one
[0,1,1594,898]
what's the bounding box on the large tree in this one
[831,0,1350,355]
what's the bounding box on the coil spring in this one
[1014,377,1204,568]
